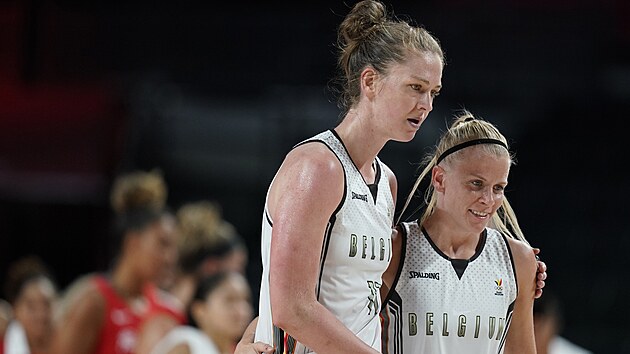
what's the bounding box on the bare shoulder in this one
[382,224,403,288]
[505,238,537,267]
[282,142,343,177]
[505,238,538,289]
[57,274,104,320]
[391,224,404,246]
[382,161,398,195]
[269,142,344,211]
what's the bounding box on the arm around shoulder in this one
[504,238,538,354]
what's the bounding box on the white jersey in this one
[382,221,517,354]
[150,326,219,354]
[255,129,395,354]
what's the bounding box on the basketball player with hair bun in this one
[237,1,547,353]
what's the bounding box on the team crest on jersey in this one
[494,278,504,296]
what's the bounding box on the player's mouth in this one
[470,209,489,218]
[407,118,421,129]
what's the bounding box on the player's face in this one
[441,147,510,234]
[136,215,179,282]
[374,51,442,142]
[13,277,56,342]
[195,273,253,341]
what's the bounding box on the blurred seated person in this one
[150,271,253,354]
[534,289,593,354]
[2,255,58,354]
[135,200,249,354]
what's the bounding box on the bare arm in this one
[383,162,398,225]
[381,226,403,298]
[380,163,400,299]
[267,144,379,354]
[504,238,538,354]
[49,278,105,354]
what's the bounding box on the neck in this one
[209,332,236,354]
[27,331,51,353]
[335,110,388,169]
[111,260,144,298]
[169,273,196,308]
[422,213,482,259]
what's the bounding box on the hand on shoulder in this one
[505,238,538,297]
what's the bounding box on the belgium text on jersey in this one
[408,312,508,340]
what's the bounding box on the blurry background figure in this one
[49,169,180,354]
[534,290,593,354]
[2,255,58,354]
[151,271,253,354]
[175,201,248,278]
[135,200,248,354]
[0,299,12,344]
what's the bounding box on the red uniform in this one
[91,275,185,354]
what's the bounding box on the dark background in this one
[1,0,628,352]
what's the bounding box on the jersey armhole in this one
[500,233,519,297]
[381,225,408,306]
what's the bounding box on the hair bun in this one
[110,169,167,214]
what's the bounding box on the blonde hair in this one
[176,200,242,274]
[108,169,171,257]
[110,169,167,214]
[398,111,528,244]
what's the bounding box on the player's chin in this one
[393,131,418,143]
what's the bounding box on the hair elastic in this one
[436,138,508,165]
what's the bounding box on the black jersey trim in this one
[330,128,381,201]
[382,224,407,307]
[498,301,515,353]
[500,233,519,297]
[421,227,487,280]
[380,224,406,354]
[367,160,381,204]
[450,259,468,280]
[497,233,517,353]
[294,137,347,300]
[264,209,273,227]
[421,226,487,262]
[469,229,487,262]
[381,290,403,354]
[272,325,284,354]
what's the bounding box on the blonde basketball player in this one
[254,1,444,353]
[381,112,536,354]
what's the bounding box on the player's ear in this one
[360,66,378,100]
[432,165,446,193]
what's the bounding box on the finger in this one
[537,280,545,290]
[253,342,275,353]
[537,271,547,281]
[535,288,543,299]
[532,247,541,254]
[536,261,547,272]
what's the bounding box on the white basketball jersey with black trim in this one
[255,129,395,354]
[382,221,517,354]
